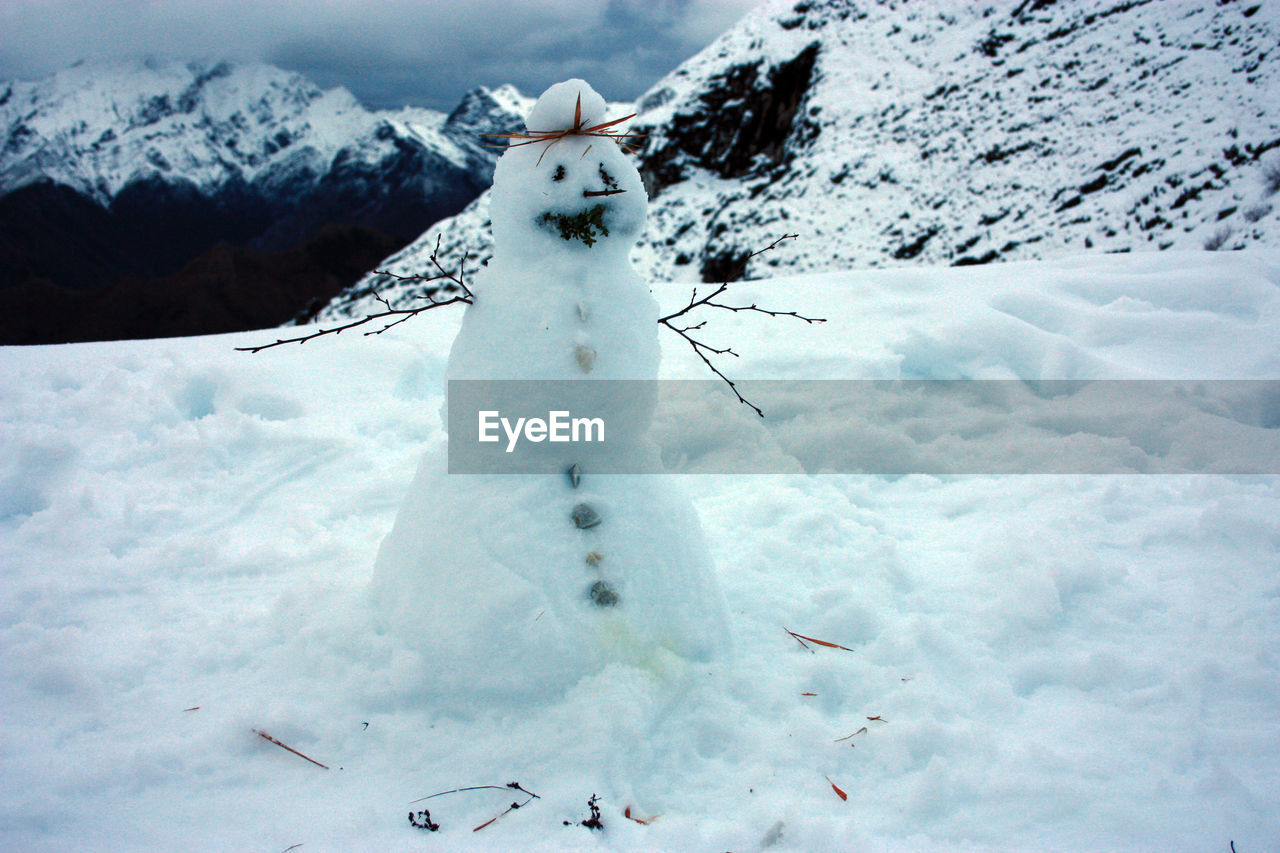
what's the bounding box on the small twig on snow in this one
[407,781,540,833]
[410,781,540,805]
[252,728,329,770]
[784,627,852,652]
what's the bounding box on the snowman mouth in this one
[539,203,610,247]
[582,187,626,198]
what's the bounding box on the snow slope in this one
[2,249,1279,851]
[320,0,1280,323]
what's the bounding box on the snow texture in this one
[3,248,1279,850]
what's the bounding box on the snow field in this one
[2,249,1279,850]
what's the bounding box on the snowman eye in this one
[553,165,566,182]
[598,165,618,191]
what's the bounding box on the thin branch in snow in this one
[784,627,852,652]
[252,728,329,770]
[407,781,541,832]
[411,781,540,804]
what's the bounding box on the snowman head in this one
[490,80,647,261]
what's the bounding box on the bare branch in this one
[748,233,800,259]
[411,781,540,805]
[657,235,823,417]
[239,232,820,417]
[234,292,472,353]
[661,318,762,417]
[236,234,473,353]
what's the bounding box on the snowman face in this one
[489,80,649,258]
[491,139,647,257]
[520,134,646,251]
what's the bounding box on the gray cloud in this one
[0,0,758,111]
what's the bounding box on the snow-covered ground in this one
[2,249,1279,851]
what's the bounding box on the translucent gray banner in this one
[446,380,1280,474]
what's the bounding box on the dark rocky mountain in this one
[320,0,1280,323]
[0,225,402,345]
[0,60,528,343]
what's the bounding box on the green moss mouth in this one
[539,204,609,247]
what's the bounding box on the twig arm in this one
[236,235,473,353]
[656,234,824,417]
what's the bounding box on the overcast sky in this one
[0,0,759,111]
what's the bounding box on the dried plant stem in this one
[484,93,645,160]
[252,728,329,770]
[410,782,540,805]
[784,627,853,652]
[406,781,541,833]
[835,726,868,743]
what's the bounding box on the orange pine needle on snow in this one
[624,805,656,825]
[252,728,329,770]
[825,776,849,801]
[785,627,853,652]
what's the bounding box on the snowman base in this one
[367,446,729,708]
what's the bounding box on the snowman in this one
[368,80,729,705]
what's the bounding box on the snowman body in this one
[369,81,728,704]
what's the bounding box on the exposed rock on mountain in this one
[0,60,528,343]
[320,0,1280,323]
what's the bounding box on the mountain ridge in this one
[0,59,529,342]
[318,0,1280,324]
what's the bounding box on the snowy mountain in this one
[320,0,1280,321]
[0,60,529,343]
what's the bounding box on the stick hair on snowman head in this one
[486,85,644,166]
